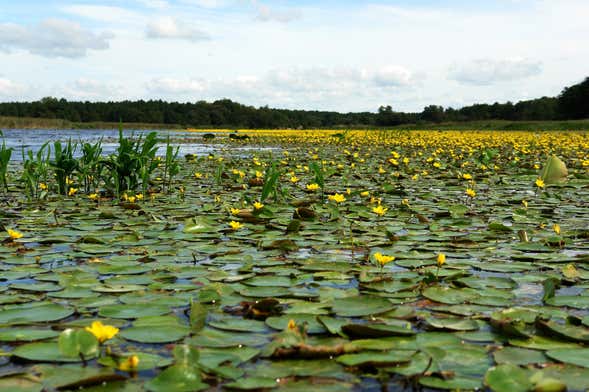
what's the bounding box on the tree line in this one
[0,77,587,128]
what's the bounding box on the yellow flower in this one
[437,253,446,267]
[401,198,410,207]
[290,176,300,183]
[465,188,476,198]
[65,177,73,185]
[255,170,264,179]
[88,193,99,200]
[378,166,386,174]
[229,221,243,230]
[39,183,48,191]
[194,172,203,179]
[360,191,370,197]
[433,162,442,168]
[328,193,346,203]
[374,252,395,266]
[287,319,297,330]
[85,321,119,343]
[372,204,388,216]
[119,355,140,372]
[522,200,528,208]
[230,208,241,216]
[136,193,144,200]
[535,178,545,188]
[7,229,23,240]
[553,224,561,235]
[462,173,472,180]
[253,201,264,210]
[306,183,320,191]
[68,187,78,196]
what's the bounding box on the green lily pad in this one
[0,303,74,325]
[12,342,97,362]
[0,329,59,342]
[546,348,589,368]
[484,364,533,392]
[119,324,190,343]
[98,304,171,319]
[419,376,482,390]
[336,350,416,367]
[331,295,394,317]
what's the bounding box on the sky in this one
[0,0,588,112]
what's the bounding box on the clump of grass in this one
[50,139,78,195]
[0,130,12,192]
[21,142,51,200]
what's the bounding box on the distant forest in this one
[0,77,587,128]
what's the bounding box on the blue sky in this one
[0,0,588,112]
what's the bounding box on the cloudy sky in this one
[0,0,587,112]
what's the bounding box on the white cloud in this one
[137,0,170,9]
[179,0,227,8]
[0,78,26,98]
[449,58,543,85]
[67,78,123,99]
[142,65,419,110]
[146,16,210,41]
[373,66,415,87]
[253,1,302,23]
[61,5,140,24]
[146,77,208,94]
[0,18,112,58]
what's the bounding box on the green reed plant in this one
[0,131,12,192]
[104,126,158,197]
[78,139,103,193]
[50,140,78,195]
[162,135,180,194]
[21,143,51,200]
[261,161,281,202]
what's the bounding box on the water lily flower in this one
[290,176,300,183]
[535,178,545,188]
[85,321,119,343]
[374,252,395,266]
[465,188,476,198]
[229,221,244,230]
[360,191,370,197]
[136,193,144,200]
[306,183,320,191]
[68,187,78,196]
[553,224,561,235]
[230,208,241,216]
[119,355,140,372]
[39,183,48,191]
[6,229,23,240]
[328,193,346,203]
[253,201,264,210]
[194,172,203,179]
[462,173,472,180]
[437,253,446,267]
[88,193,99,200]
[372,204,388,216]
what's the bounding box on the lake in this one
[0,128,275,161]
